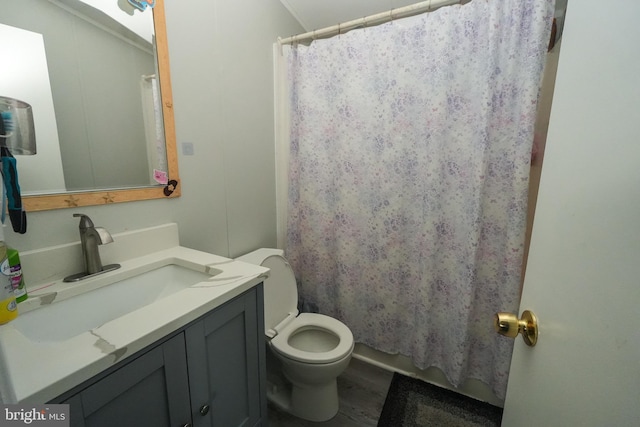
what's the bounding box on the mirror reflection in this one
[0,0,168,195]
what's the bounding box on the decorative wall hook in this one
[163,179,178,196]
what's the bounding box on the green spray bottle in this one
[7,246,27,302]
[0,224,17,324]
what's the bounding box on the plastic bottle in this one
[7,247,27,302]
[0,225,17,324]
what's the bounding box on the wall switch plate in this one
[182,142,194,156]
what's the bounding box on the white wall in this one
[5,0,303,259]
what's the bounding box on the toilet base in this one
[290,379,339,422]
[266,376,339,422]
[267,380,292,412]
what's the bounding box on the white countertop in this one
[0,225,269,404]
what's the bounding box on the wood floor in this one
[268,358,394,426]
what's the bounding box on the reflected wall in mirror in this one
[0,0,179,211]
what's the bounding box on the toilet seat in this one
[271,313,354,364]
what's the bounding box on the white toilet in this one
[237,248,354,422]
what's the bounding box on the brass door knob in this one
[494,310,538,347]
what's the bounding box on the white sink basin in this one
[12,263,218,343]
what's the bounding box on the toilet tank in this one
[236,248,284,265]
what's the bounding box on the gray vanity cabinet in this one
[57,286,266,427]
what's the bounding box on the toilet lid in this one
[261,255,298,334]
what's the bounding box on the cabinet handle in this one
[180,424,191,427]
[199,404,210,416]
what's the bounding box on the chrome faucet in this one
[63,214,121,282]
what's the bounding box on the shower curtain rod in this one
[278,0,468,45]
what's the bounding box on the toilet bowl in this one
[237,248,354,422]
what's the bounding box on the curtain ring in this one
[338,23,341,36]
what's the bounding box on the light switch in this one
[182,142,194,156]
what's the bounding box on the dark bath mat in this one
[377,373,503,426]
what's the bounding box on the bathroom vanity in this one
[0,223,269,427]
[56,286,265,427]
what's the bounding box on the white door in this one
[501,1,640,426]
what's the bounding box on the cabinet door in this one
[64,334,192,427]
[186,287,265,427]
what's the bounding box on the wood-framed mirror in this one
[1,0,179,212]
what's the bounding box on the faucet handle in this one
[73,213,95,229]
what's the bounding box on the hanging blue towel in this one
[1,147,26,234]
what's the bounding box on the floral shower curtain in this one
[282,0,553,398]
